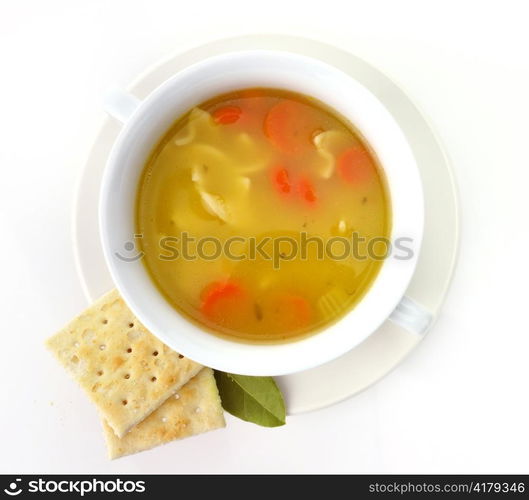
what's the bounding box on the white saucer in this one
[73,35,459,415]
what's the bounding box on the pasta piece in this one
[188,140,255,224]
[232,133,269,174]
[198,192,229,222]
[313,130,357,179]
[173,108,215,146]
[317,287,351,320]
[175,111,269,175]
[191,159,251,224]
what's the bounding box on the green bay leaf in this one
[214,371,286,427]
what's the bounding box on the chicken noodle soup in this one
[137,88,391,342]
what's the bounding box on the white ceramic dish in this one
[100,49,427,376]
[73,35,458,412]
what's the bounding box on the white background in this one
[1,0,528,474]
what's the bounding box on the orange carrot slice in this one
[337,147,375,184]
[264,100,315,154]
[297,177,317,204]
[201,281,244,318]
[276,294,312,328]
[271,166,292,195]
[212,106,242,125]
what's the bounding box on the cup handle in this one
[103,88,141,124]
[389,295,433,336]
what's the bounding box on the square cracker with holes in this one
[102,368,226,459]
[46,289,203,438]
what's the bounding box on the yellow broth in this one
[136,88,391,342]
